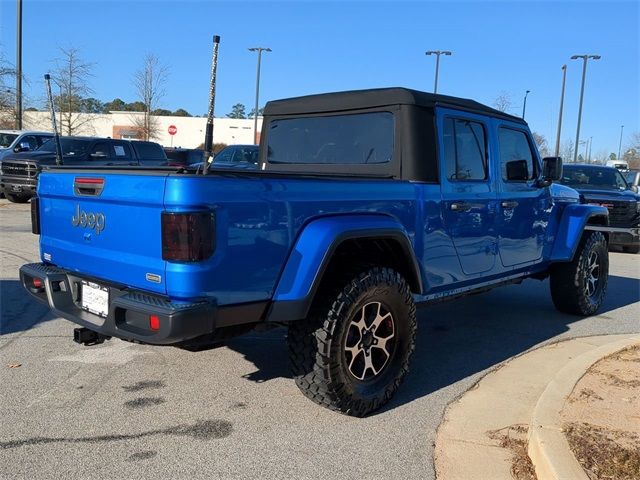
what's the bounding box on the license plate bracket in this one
[81,281,109,318]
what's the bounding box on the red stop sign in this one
[168,125,177,136]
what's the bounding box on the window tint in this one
[20,135,38,150]
[498,128,536,181]
[36,135,52,147]
[267,112,394,165]
[443,117,487,181]
[90,142,111,159]
[132,142,164,161]
[561,166,629,190]
[39,138,90,156]
[0,133,18,148]
[215,146,258,165]
[215,148,233,163]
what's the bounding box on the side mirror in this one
[631,185,639,193]
[542,156,563,181]
[14,142,31,153]
[506,159,529,181]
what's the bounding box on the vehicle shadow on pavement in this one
[0,279,54,336]
[225,275,639,413]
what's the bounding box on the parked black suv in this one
[0,136,167,202]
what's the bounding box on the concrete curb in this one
[527,335,640,480]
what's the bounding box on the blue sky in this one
[1,0,638,156]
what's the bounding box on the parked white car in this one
[606,159,629,170]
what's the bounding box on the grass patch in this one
[565,422,640,480]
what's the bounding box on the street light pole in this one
[555,65,567,157]
[15,0,23,130]
[522,90,531,119]
[425,50,452,94]
[571,54,601,163]
[248,47,271,145]
[618,125,624,161]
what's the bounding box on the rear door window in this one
[90,142,111,160]
[111,141,133,161]
[442,117,488,181]
[267,112,394,165]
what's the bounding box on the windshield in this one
[0,133,19,148]
[38,138,91,156]
[214,146,258,165]
[560,166,629,191]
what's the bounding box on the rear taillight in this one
[161,211,215,261]
[31,197,40,235]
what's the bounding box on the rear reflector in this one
[31,196,40,235]
[32,278,43,288]
[149,315,160,331]
[161,211,215,262]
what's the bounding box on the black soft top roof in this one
[264,87,525,123]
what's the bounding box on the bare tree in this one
[492,91,513,113]
[623,131,640,169]
[0,47,18,128]
[132,54,169,140]
[52,47,95,135]
[532,132,550,157]
[559,139,574,163]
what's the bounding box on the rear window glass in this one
[267,112,394,165]
[133,142,166,161]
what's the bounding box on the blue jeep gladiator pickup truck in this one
[21,88,610,416]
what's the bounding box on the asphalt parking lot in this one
[1,198,638,480]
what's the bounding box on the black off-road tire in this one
[287,267,417,417]
[550,231,609,316]
[622,245,640,254]
[5,192,30,203]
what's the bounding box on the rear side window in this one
[498,128,536,181]
[133,142,165,161]
[111,142,133,160]
[90,142,111,159]
[443,117,487,181]
[267,112,394,165]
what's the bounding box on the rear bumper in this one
[20,263,217,345]
[584,225,640,248]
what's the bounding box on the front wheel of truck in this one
[550,231,609,316]
[287,267,417,417]
[5,192,30,203]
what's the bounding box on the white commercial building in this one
[21,111,263,148]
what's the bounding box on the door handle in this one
[501,201,519,209]
[450,202,472,212]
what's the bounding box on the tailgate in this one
[38,170,169,295]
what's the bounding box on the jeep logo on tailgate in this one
[71,205,106,234]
